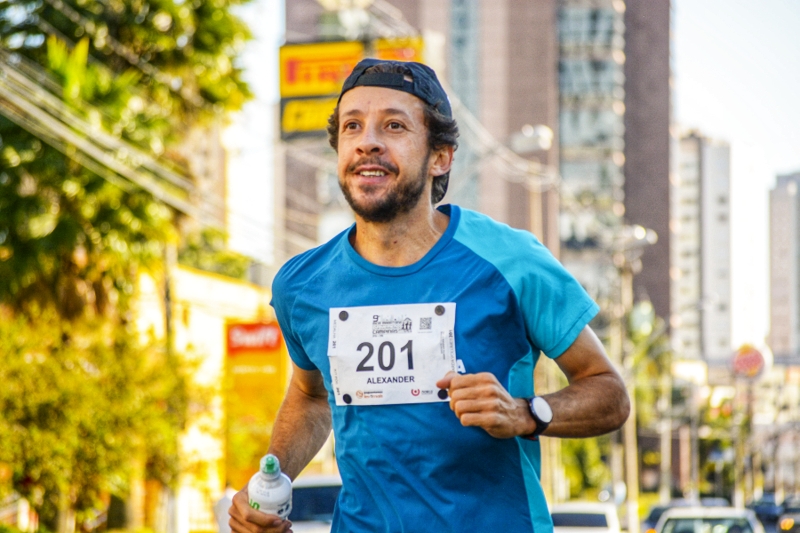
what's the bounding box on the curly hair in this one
[326,64,459,204]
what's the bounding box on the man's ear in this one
[429,146,454,177]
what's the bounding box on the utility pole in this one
[733,377,746,508]
[658,366,673,503]
[612,225,657,533]
[620,261,641,533]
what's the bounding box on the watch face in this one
[532,397,553,424]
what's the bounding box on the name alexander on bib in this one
[366,375,416,384]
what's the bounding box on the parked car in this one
[551,502,622,533]
[288,474,342,533]
[655,506,765,533]
[783,495,800,514]
[748,493,784,525]
[643,500,694,533]
[643,498,732,533]
[700,498,732,507]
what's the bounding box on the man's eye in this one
[388,122,403,130]
[343,122,359,130]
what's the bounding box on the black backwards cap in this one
[338,58,452,118]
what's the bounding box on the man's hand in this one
[229,487,292,533]
[436,371,536,439]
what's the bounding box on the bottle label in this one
[249,492,291,519]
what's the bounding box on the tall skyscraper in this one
[623,0,672,322]
[557,0,672,324]
[769,172,800,361]
[557,0,627,305]
[671,132,731,369]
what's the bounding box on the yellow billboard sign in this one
[280,41,365,98]
[281,96,338,139]
[374,36,424,62]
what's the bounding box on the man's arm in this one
[229,363,331,533]
[436,326,629,439]
[266,363,332,479]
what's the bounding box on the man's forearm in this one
[541,371,629,438]
[266,378,332,481]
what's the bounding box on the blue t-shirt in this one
[271,205,599,533]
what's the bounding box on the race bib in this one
[328,303,457,406]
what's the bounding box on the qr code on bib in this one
[420,317,432,331]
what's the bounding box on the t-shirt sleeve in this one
[271,265,318,371]
[453,209,599,359]
[519,238,599,358]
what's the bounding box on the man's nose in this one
[356,124,384,154]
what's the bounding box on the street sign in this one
[731,344,765,379]
[280,95,339,139]
[225,322,288,489]
[278,38,426,138]
[279,41,364,98]
[374,36,424,62]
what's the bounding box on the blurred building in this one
[557,0,627,303]
[558,0,672,322]
[671,132,731,376]
[135,266,290,533]
[769,172,800,363]
[763,170,800,500]
[622,0,672,323]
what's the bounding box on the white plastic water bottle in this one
[247,454,292,520]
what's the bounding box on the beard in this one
[340,152,430,223]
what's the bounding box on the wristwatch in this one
[522,396,553,439]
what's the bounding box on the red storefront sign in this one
[227,322,282,355]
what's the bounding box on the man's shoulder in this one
[454,206,546,255]
[274,230,349,290]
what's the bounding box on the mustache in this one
[346,156,399,175]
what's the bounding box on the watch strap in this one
[522,397,550,440]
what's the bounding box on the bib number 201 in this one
[356,340,413,372]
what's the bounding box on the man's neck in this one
[351,203,450,267]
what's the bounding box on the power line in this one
[0,51,197,214]
[1,49,279,250]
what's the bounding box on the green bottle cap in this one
[261,454,280,475]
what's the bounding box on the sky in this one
[230,0,800,350]
[223,0,284,264]
[673,0,800,349]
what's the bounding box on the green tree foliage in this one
[0,307,189,528]
[627,301,672,428]
[562,437,611,499]
[178,227,251,280]
[0,0,252,527]
[0,0,253,315]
